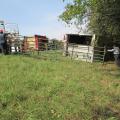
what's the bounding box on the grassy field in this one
[0,55,120,120]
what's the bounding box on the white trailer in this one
[63,34,105,63]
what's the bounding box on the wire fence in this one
[8,40,65,61]
[7,40,111,63]
[6,39,116,62]
[3,40,119,74]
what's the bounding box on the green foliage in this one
[60,0,120,46]
[59,0,90,24]
[90,0,120,46]
[0,55,120,120]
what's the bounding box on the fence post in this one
[103,46,106,65]
[71,44,74,60]
[86,46,89,62]
[37,48,39,55]
[46,43,48,51]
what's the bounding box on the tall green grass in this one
[0,55,120,120]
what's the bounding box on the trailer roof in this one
[66,34,92,37]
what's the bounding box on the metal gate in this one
[65,43,106,63]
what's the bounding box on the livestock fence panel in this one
[65,43,106,63]
[7,40,111,65]
[5,40,118,75]
[21,41,65,61]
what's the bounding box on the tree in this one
[60,0,120,46]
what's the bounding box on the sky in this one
[0,0,77,39]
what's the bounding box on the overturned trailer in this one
[63,34,105,62]
[23,35,48,52]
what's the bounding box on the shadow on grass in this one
[102,62,120,78]
[92,105,120,120]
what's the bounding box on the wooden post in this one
[45,43,48,51]
[86,46,89,62]
[71,44,74,60]
[103,46,106,65]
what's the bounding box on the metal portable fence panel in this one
[66,43,106,63]
[7,40,106,63]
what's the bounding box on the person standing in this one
[0,30,8,54]
[108,44,120,67]
[0,30,5,53]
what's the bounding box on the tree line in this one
[60,0,120,46]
